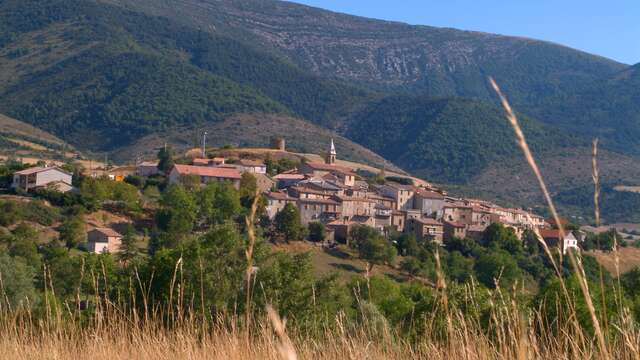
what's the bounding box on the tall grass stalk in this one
[490,77,610,359]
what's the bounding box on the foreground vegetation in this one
[0,159,639,360]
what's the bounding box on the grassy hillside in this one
[111,113,403,172]
[0,113,76,161]
[0,0,374,145]
[0,113,64,146]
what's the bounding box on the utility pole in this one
[202,131,208,158]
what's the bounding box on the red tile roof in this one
[239,159,265,167]
[172,164,241,179]
[192,158,212,166]
[265,191,294,201]
[273,173,306,180]
[304,162,355,175]
[332,195,376,203]
[539,229,563,239]
[546,218,569,226]
[412,218,443,226]
[444,221,466,228]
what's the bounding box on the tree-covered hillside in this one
[1,0,640,222]
[103,0,626,105]
[0,0,373,151]
[346,97,583,183]
[532,63,640,155]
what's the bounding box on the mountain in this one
[102,0,625,104]
[346,97,584,183]
[1,0,639,222]
[532,63,640,155]
[101,0,640,163]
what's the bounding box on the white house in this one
[12,167,72,192]
[87,228,122,254]
[563,231,581,254]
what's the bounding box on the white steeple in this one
[326,138,337,164]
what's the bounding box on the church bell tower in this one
[326,138,337,165]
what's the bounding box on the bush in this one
[308,222,326,242]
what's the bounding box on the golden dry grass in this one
[590,247,640,274]
[0,300,638,360]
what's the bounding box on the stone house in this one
[405,218,444,244]
[254,173,275,192]
[273,173,306,189]
[264,191,296,220]
[391,210,407,232]
[238,159,267,174]
[443,221,467,241]
[298,162,356,187]
[413,188,445,217]
[539,229,582,254]
[136,161,160,177]
[376,183,415,211]
[87,228,122,254]
[297,197,341,224]
[332,195,377,219]
[442,203,474,225]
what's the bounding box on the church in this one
[297,139,356,187]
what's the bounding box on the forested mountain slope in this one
[1,0,639,221]
[103,0,626,105]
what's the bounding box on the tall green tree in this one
[156,184,197,245]
[58,216,86,250]
[474,249,522,289]
[157,146,175,174]
[274,203,305,242]
[198,182,241,226]
[0,254,37,309]
[480,223,522,254]
[8,223,41,268]
[118,224,139,265]
[349,225,396,277]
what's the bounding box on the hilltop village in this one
[9,138,580,254]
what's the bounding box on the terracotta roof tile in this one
[172,164,241,179]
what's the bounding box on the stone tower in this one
[326,138,337,165]
[271,137,285,151]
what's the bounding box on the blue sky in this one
[292,0,639,65]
